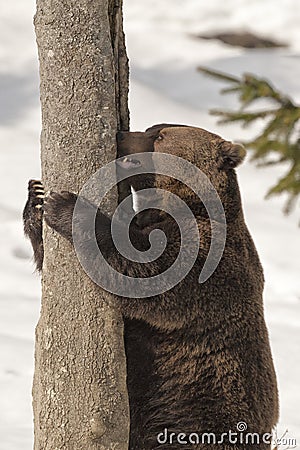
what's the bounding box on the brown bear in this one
[23,124,278,450]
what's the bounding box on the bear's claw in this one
[27,179,45,209]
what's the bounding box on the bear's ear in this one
[217,140,246,170]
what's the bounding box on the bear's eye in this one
[156,134,164,141]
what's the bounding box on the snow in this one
[0,0,299,448]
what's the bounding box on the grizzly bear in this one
[23,124,278,450]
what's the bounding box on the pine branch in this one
[210,109,276,125]
[197,66,240,83]
[199,66,300,217]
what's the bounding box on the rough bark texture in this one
[33,1,130,449]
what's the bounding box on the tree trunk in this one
[33,1,130,449]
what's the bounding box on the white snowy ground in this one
[0,0,299,449]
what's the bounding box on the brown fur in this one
[23,124,278,449]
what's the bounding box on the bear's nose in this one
[116,131,125,142]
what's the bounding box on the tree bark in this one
[33,1,130,449]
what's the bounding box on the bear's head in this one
[117,124,246,224]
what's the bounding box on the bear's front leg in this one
[43,191,78,242]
